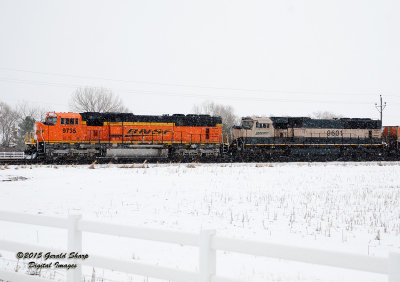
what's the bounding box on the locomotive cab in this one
[24,112,85,160]
[232,117,274,141]
[44,113,58,125]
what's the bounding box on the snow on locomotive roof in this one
[240,116,381,129]
[79,112,222,127]
[268,116,381,129]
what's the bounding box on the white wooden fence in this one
[0,211,399,282]
[0,152,25,160]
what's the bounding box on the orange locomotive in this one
[25,112,223,161]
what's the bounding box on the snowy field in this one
[0,162,399,282]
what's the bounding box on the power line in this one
[1,76,396,106]
[0,66,396,98]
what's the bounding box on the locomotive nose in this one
[25,123,41,145]
[33,122,47,142]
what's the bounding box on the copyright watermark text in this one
[16,252,89,270]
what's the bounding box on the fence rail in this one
[0,152,25,160]
[0,211,399,282]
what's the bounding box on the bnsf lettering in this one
[125,129,172,137]
[140,129,151,134]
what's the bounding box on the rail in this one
[0,211,398,282]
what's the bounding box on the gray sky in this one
[1,0,399,125]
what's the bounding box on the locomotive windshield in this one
[45,117,58,125]
[241,120,254,130]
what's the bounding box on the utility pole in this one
[375,94,386,126]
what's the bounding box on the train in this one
[23,111,400,162]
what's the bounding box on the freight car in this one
[230,116,385,161]
[382,126,400,157]
[24,112,223,162]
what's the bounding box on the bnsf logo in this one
[125,129,172,137]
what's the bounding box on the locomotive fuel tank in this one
[105,145,168,158]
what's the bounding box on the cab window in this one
[241,121,254,130]
[61,118,65,125]
[45,117,57,125]
[69,118,74,125]
[75,119,79,125]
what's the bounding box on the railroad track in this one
[0,153,398,165]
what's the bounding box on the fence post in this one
[67,214,82,282]
[199,229,216,282]
[389,252,400,282]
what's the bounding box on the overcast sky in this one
[0,0,399,125]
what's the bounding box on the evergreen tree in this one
[16,116,35,149]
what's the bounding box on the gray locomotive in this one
[230,116,383,161]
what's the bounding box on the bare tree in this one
[69,87,128,112]
[0,101,49,149]
[0,101,20,148]
[193,101,239,141]
[16,101,48,122]
[312,111,343,119]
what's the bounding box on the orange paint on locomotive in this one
[34,112,222,145]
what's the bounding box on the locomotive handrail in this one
[119,132,222,145]
[307,133,372,139]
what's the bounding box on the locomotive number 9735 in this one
[62,128,76,134]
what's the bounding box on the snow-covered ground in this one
[0,162,399,282]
